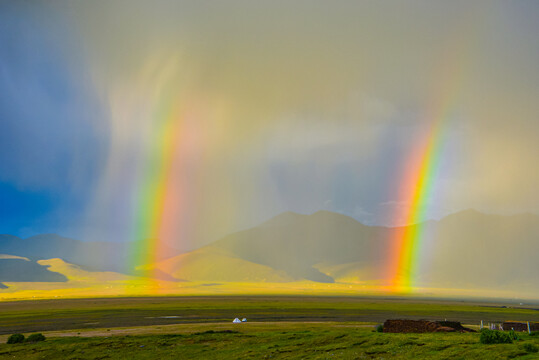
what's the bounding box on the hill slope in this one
[155,210,539,290]
[420,210,539,288]
[211,211,386,282]
[0,256,67,283]
[37,258,134,283]
[2,210,538,293]
[151,247,293,282]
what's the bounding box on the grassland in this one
[0,296,538,335]
[1,322,539,359]
[0,296,538,359]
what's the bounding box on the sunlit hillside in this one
[147,247,293,282]
[1,210,538,300]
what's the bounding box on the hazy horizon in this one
[1,207,535,242]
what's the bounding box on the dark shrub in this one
[523,343,538,353]
[479,329,512,344]
[26,333,45,343]
[375,324,383,333]
[7,334,25,344]
[508,329,519,341]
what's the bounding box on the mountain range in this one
[1,210,538,293]
[0,234,181,272]
[150,209,539,289]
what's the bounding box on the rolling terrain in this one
[150,210,539,291]
[0,255,67,283]
[1,210,538,298]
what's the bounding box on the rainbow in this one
[94,59,211,291]
[127,99,184,283]
[387,31,471,292]
[130,101,180,277]
[387,119,447,292]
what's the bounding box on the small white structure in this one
[242,318,247,322]
[232,318,241,323]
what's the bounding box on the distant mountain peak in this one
[260,211,307,227]
[260,210,365,229]
[441,209,485,222]
[26,233,71,241]
[310,210,358,220]
[310,210,342,218]
[0,234,22,242]
[454,208,483,216]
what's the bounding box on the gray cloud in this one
[3,0,538,244]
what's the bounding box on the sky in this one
[1,0,539,252]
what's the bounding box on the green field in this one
[1,323,539,359]
[0,296,538,359]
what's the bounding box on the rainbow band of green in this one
[388,25,473,292]
[129,98,182,281]
[390,120,446,292]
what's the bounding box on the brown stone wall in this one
[383,319,474,333]
[383,319,442,333]
[502,322,539,332]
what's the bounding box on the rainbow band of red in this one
[386,26,472,292]
[129,99,185,283]
[387,120,446,292]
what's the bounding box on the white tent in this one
[242,318,247,322]
[232,318,241,323]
